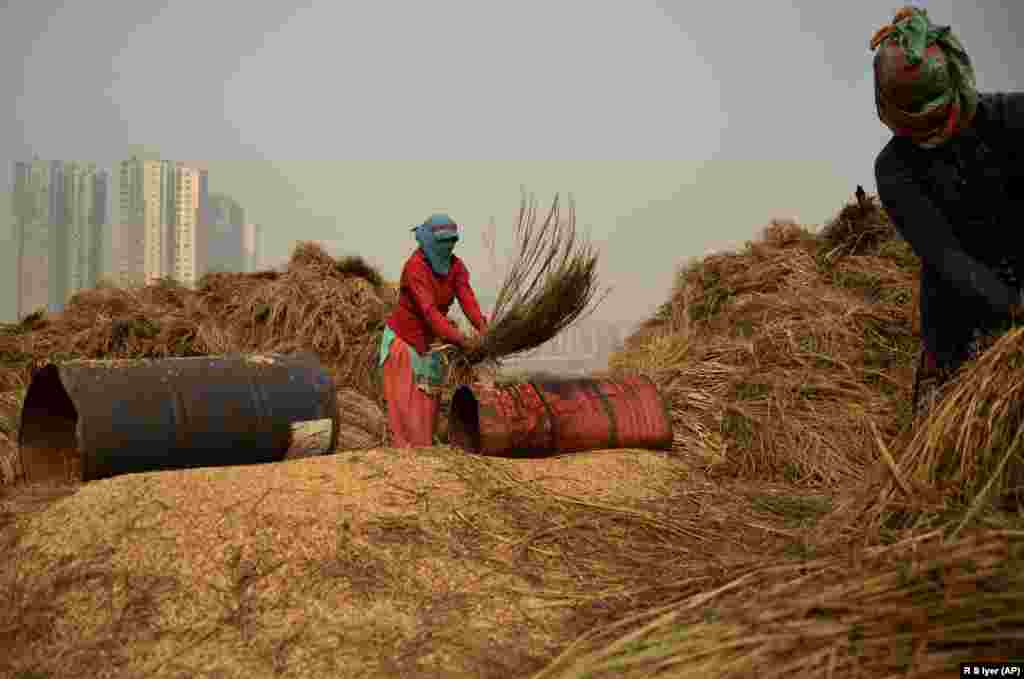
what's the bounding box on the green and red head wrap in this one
[870,5,977,147]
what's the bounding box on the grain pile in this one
[1,445,726,679]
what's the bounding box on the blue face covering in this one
[414,214,460,275]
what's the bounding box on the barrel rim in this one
[18,362,81,483]
[449,384,482,453]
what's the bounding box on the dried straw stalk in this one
[463,191,606,365]
[877,326,1024,521]
[534,528,1024,679]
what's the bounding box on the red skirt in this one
[382,333,440,448]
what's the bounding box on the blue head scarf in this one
[413,213,460,275]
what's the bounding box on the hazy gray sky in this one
[2,1,1022,322]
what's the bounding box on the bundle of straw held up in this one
[444,191,606,380]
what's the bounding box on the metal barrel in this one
[18,352,339,482]
[448,375,673,456]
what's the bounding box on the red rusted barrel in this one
[448,375,673,456]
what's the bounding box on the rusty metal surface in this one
[449,375,673,457]
[18,353,339,482]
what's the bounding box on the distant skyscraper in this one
[207,193,245,273]
[241,223,260,273]
[115,153,208,288]
[11,159,107,318]
[173,163,207,287]
[116,154,166,286]
[63,162,109,301]
[13,160,56,317]
[160,159,177,278]
[198,167,209,277]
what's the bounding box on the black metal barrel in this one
[18,352,339,482]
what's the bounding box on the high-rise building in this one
[11,159,107,318]
[241,222,260,273]
[196,164,209,279]
[115,153,208,287]
[207,193,245,273]
[13,160,56,318]
[63,162,108,300]
[173,163,207,287]
[160,159,177,278]
[116,154,166,286]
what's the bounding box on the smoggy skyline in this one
[2,1,1022,323]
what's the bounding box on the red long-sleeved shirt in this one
[386,249,487,355]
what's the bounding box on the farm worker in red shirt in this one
[379,214,489,447]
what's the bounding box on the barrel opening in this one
[18,364,81,483]
[449,385,481,453]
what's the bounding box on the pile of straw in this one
[611,197,921,485]
[848,325,1024,536]
[0,279,205,386]
[819,191,900,262]
[465,192,606,365]
[901,326,1024,510]
[200,242,396,397]
[0,242,397,454]
[535,528,1024,679]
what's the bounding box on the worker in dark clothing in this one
[871,5,1024,416]
[379,214,488,447]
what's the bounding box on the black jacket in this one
[875,92,1024,370]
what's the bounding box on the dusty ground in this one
[0,446,820,679]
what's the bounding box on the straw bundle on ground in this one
[0,319,34,390]
[534,528,1024,679]
[0,430,18,485]
[335,388,387,449]
[860,326,1024,526]
[611,197,920,486]
[464,192,605,365]
[0,390,21,438]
